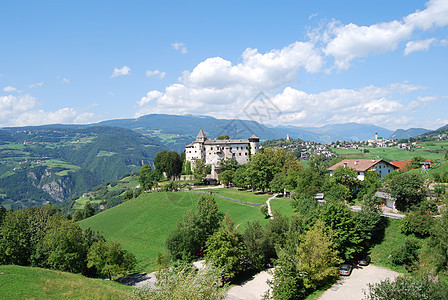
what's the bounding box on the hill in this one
[390,128,430,139]
[418,123,448,140]
[98,114,395,146]
[79,190,292,272]
[0,126,163,209]
[0,265,133,299]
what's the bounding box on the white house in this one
[327,159,397,181]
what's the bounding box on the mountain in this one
[389,128,430,139]
[418,124,448,138]
[96,114,282,151]
[275,122,393,143]
[0,126,163,209]
[96,114,394,146]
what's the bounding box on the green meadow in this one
[331,140,447,162]
[79,190,290,272]
[0,265,133,299]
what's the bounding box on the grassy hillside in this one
[79,191,292,272]
[331,141,447,162]
[0,126,163,209]
[0,265,133,299]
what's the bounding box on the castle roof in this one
[196,129,206,139]
[249,134,259,139]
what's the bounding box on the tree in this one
[82,201,95,219]
[217,134,230,140]
[242,221,271,271]
[154,150,182,179]
[232,165,248,188]
[87,240,136,279]
[32,217,88,273]
[166,194,223,260]
[270,172,286,193]
[365,275,448,300]
[400,210,434,238]
[429,205,448,273]
[139,164,160,190]
[325,183,351,202]
[218,157,238,172]
[205,214,246,280]
[354,202,385,251]
[218,169,234,187]
[330,166,358,192]
[295,167,323,197]
[295,220,342,290]
[320,201,362,261]
[133,265,228,300]
[389,172,424,211]
[193,159,206,181]
[0,204,6,225]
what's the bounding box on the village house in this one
[327,159,398,181]
[185,129,259,179]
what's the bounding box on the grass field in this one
[79,190,292,272]
[331,143,446,162]
[197,188,272,204]
[0,265,133,299]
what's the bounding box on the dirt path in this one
[226,270,272,300]
[318,264,400,300]
[266,194,278,219]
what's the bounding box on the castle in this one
[185,130,259,179]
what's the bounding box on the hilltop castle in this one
[185,130,259,179]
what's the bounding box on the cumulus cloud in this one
[171,42,188,54]
[0,93,94,127]
[3,86,21,93]
[321,0,448,69]
[146,69,166,79]
[111,66,131,78]
[404,38,437,55]
[29,82,43,88]
[135,0,446,129]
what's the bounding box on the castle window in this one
[211,147,213,150]
[245,153,247,155]
[239,153,241,156]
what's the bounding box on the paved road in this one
[226,270,272,300]
[319,265,400,300]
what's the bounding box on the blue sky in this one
[1,0,447,130]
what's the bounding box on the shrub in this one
[400,211,434,238]
[390,238,420,267]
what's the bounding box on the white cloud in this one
[321,0,448,69]
[3,86,21,93]
[404,38,436,55]
[0,93,94,127]
[62,78,70,84]
[29,82,43,88]
[111,66,131,78]
[146,69,166,79]
[171,42,188,54]
[137,40,323,118]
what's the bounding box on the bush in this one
[400,211,434,238]
[390,238,420,267]
[365,275,448,300]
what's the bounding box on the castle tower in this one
[196,129,207,143]
[375,133,378,140]
[248,134,259,156]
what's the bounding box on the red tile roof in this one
[327,159,395,172]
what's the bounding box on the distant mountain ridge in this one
[95,114,396,146]
[390,128,430,139]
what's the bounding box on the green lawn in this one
[197,188,272,204]
[79,190,294,272]
[0,265,133,299]
[331,143,446,162]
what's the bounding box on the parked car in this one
[339,263,353,276]
[358,256,371,266]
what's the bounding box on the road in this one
[318,264,400,300]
